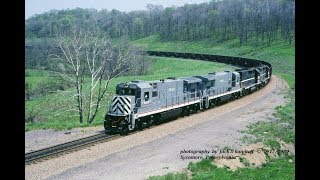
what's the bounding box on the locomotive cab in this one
[116,83,140,98]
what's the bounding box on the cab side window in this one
[152,91,158,97]
[144,92,149,101]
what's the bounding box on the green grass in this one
[148,173,189,180]
[241,92,295,145]
[25,56,233,131]
[239,157,251,167]
[151,156,294,180]
[132,35,295,88]
[149,155,295,180]
[188,157,294,180]
[25,69,56,88]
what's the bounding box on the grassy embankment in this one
[132,35,294,88]
[131,36,295,179]
[25,56,233,131]
[149,157,294,180]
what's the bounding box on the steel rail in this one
[25,133,119,164]
[25,50,272,165]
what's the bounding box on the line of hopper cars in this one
[104,65,271,134]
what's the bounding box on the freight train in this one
[104,53,271,134]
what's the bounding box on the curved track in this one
[25,50,272,165]
[146,51,272,75]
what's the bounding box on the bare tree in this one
[85,36,132,123]
[49,27,132,124]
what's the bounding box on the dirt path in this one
[25,76,288,180]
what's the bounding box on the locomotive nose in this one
[111,96,133,115]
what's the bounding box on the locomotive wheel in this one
[185,110,190,116]
[136,121,143,131]
[139,122,147,130]
[196,105,201,113]
[155,119,161,125]
[194,105,199,113]
[146,121,150,128]
[185,106,190,116]
[146,118,153,128]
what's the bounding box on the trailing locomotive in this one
[104,63,271,134]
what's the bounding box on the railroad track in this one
[25,50,272,165]
[25,133,120,165]
[145,51,272,75]
[26,127,157,165]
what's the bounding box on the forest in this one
[26,0,294,44]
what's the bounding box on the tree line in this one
[25,35,152,75]
[26,0,295,45]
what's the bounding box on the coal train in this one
[104,51,271,134]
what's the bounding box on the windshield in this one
[116,88,136,96]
